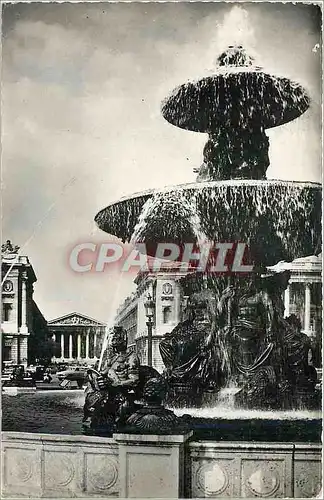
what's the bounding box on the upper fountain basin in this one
[95,179,321,267]
[161,70,310,132]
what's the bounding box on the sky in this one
[1,1,322,324]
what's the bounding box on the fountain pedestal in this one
[114,431,193,498]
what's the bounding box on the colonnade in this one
[284,281,314,336]
[54,331,98,361]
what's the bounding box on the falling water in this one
[95,180,321,267]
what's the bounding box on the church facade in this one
[48,312,106,365]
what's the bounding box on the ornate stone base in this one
[114,432,193,498]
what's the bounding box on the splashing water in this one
[161,44,309,182]
[172,406,321,421]
[131,190,207,249]
[216,6,256,55]
[95,180,321,267]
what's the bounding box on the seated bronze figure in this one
[83,326,159,433]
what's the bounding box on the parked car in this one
[56,366,87,382]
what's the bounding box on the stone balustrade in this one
[1,431,322,498]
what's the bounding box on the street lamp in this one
[144,293,155,367]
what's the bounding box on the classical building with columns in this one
[48,312,106,365]
[270,254,322,366]
[1,241,49,367]
[270,255,322,336]
[115,255,322,373]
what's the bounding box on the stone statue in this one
[83,326,160,433]
[283,314,317,404]
[209,273,292,408]
[160,291,226,406]
[2,240,20,255]
[161,271,318,409]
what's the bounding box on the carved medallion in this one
[16,457,33,483]
[196,462,229,496]
[162,282,173,295]
[295,464,321,498]
[44,453,75,488]
[3,280,13,293]
[246,467,280,497]
[87,456,118,491]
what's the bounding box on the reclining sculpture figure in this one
[83,326,159,433]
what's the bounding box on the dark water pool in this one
[2,391,84,435]
[2,391,322,442]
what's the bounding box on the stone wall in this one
[187,441,322,498]
[1,432,322,498]
[1,432,119,498]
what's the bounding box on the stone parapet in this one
[1,431,322,498]
[1,432,119,498]
[188,440,322,498]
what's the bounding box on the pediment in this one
[48,312,106,327]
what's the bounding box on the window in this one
[3,303,12,322]
[3,346,11,361]
[163,306,172,324]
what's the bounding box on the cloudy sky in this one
[2,1,322,324]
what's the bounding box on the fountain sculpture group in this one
[85,46,321,433]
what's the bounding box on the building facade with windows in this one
[1,241,50,367]
[115,269,185,372]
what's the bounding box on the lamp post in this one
[144,293,155,367]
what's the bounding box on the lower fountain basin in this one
[2,392,321,442]
[95,179,321,266]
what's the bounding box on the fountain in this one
[93,45,321,424]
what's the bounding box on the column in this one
[20,276,28,333]
[61,333,65,359]
[52,334,56,361]
[93,333,97,358]
[85,332,89,359]
[19,337,28,366]
[69,334,73,360]
[284,284,291,317]
[77,334,81,360]
[11,337,19,364]
[304,282,311,335]
[11,271,19,329]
